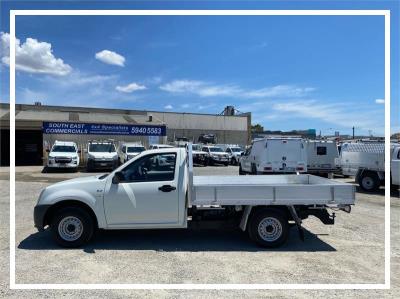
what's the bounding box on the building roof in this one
[0,103,165,126]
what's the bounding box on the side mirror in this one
[112,171,124,184]
[46,149,50,153]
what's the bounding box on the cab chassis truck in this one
[34,146,355,248]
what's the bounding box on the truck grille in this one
[55,157,72,163]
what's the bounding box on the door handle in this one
[158,185,176,192]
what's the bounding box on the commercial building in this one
[0,103,251,166]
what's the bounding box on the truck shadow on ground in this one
[19,227,336,253]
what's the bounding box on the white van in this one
[306,140,340,175]
[118,143,146,164]
[239,137,307,175]
[46,141,80,171]
[86,141,119,171]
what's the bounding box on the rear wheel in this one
[248,209,289,248]
[51,207,94,247]
[358,171,380,192]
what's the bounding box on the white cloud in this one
[160,79,314,99]
[375,98,385,104]
[116,82,146,93]
[0,32,72,76]
[95,50,125,67]
[181,103,190,109]
[272,100,383,130]
[164,104,173,110]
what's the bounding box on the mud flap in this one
[288,205,304,242]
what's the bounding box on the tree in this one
[251,124,264,133]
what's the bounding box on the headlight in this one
[72,156,78,160]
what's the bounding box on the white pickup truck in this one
[34,146,355,248]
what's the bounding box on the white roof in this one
[54,141,77,146]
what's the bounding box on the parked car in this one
[33,146,355,248]
[192,144,208,165]
[201,145,230,166]
[86,141,118,171]
[339,142,400,191]
[222,145,244,165]
[46,141,80,171]
[305,140,340,176]
[118,143,146,164]
[198,133,216,144]
[239,137,307,175]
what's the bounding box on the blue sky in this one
[1,1,399,136]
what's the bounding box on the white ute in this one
[339,142,400,192]
[86,141,119,171]
[34,146,355,248]
[46,141,80,171]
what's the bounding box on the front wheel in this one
[248,209,289,248]
[239,165,245,175]
[51,207,94,247]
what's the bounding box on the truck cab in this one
[118,143,146,164]
[46,141,80,171]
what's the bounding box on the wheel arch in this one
[43,200,99,229]
[239,205,290,231]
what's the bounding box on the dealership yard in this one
[0,165,399,298]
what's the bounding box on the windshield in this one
[231,147,242,152]
[52,145,76,152]
[209,147,223,152]
[89,143,116,152]
[192,145,201,151]
[127,146,145,153]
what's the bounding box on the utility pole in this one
[352,126,355,139]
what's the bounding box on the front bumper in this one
[34,204,52,231]
[47,161,78,168]
[88,158,118,169]
[210,156,230,163]
[193,154,207,163]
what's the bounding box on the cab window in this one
[119,153,176,182]
[317,146,327,155]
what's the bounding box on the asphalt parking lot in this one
[0,165,399,298]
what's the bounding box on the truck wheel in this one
[50,207,94,248]
[248,209,289,248]
[239,165,245,175]
[231,157,236,165]
[358,171,380,192]
[224,162,229,166]
[251,163,257,175]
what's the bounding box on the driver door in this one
[103,152,179,226]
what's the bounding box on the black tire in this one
[358,171,380,192]
[224,162,229,166]
[239,165,245,175]
[251,163,257,175]
[50,207,95,248]
[231,157,236,165]
[248,209,289,248]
